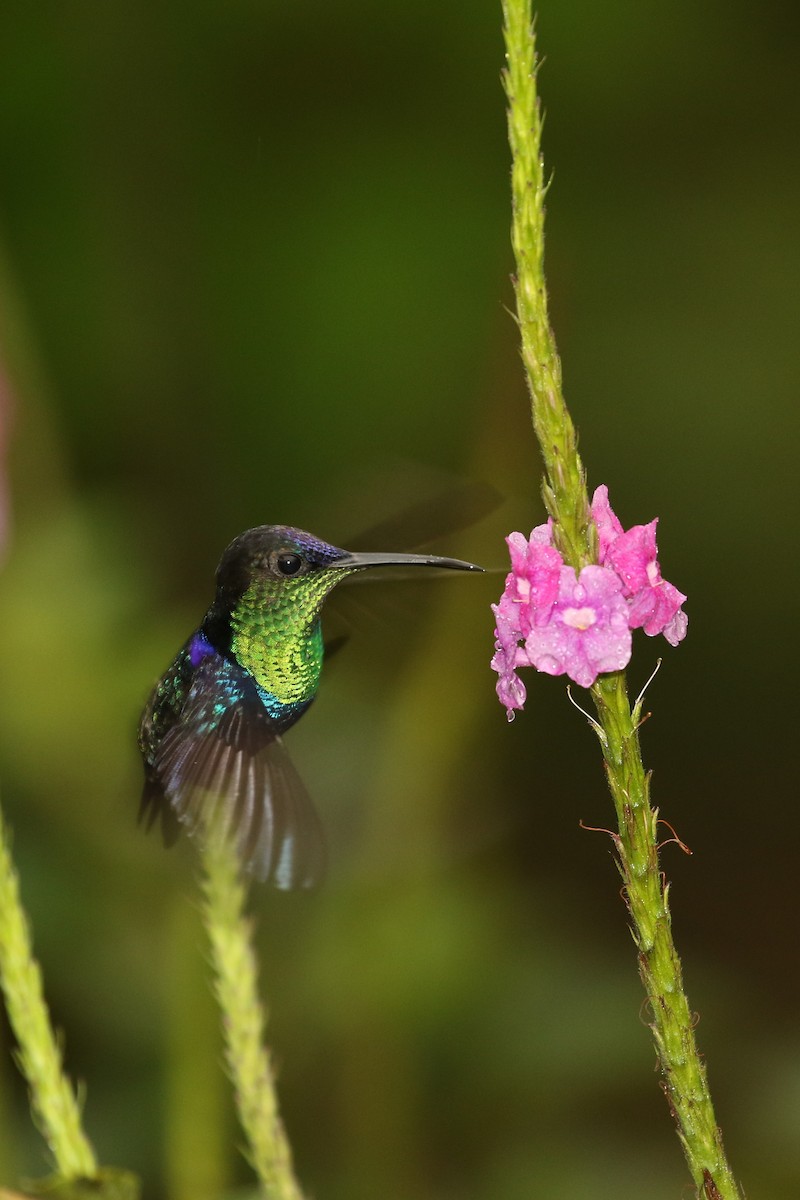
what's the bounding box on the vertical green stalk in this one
[164,896,230,1200]
[503,8,590,570]
[0,803,97,1180]
[501,4,742,1198]
[199,834,304,1200]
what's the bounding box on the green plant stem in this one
[199,835,304,1200]
[501,4,742,1197]
[0,803,97,1180]
[164,896,229,1200]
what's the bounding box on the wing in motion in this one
[139,652,325,888]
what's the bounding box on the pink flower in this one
[501,523,562,633]
[491,521,563,717]
[491,522,633,714]
[491,489,688,717]
[590,488,688,646]
[522,564,632,689]
[490,636,528,716]
[606,521,688,644]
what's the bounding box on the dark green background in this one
[1,1,798,1196]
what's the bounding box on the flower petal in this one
[606,520,659,596]
[590,485,623,563]
[525,565,632,688]
[490,638,527,719]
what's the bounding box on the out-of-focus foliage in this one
[0,1,798,1197]
[0,1169,141,1200]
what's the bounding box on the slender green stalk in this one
[164,896,229,1200]
[503,7,591,570]
[501,5,742,1198]
[199,834,304,1200]
[0,803,97,1180]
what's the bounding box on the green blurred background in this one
[1,1,798,1196]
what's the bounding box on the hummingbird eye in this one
[276,551,304,576]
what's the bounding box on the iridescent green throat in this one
[229,571,352,706]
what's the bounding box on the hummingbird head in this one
[203,523,483,660]
[212,524,483,610]
[202,522,483,710]
[214,525,352,604]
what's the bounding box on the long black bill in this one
[333,550,484,573]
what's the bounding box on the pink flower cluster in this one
[491,486,688,718]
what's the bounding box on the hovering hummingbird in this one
[138,524,483,888]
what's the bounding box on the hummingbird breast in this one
[229,581,326,713]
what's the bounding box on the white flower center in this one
[646,559,660,586]
[563,605,596,631]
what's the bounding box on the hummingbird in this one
[138,524,483,888]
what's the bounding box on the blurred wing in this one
[324,478,499,644]
[342,478,500,554]
[142,658,325,889]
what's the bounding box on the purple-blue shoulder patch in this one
[189,630,215,667]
